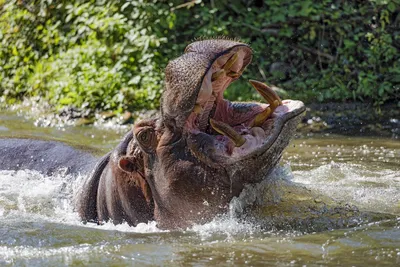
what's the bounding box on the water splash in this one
[188,166,295,241]
[1,161,399,266]
[0,167,292,239]
[0,169,167,234]
[188,215,259,241]
[292,161,400,214]
[229,165,294,217]
[1,161,398,238]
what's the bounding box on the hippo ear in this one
[118,156,137,173]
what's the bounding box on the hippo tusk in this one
[193,104,203,114]
[250,107,272,127]
[249,80,282,110]
[223,52,239,70]
[212,52,241,82]
[209,118,246,147]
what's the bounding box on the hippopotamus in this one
[77,38,306,229]
[1,39,393,231]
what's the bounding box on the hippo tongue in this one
[204,79,285,154]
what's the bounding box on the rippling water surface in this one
[1,111,399,266]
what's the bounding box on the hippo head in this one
[119,38,305,229]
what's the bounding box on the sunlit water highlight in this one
[292,162,400,214]
[1,161,399,265]
[0,111,399,265]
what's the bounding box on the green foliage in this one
[0,0,174,112]
[171,0,400,106]
[0,0,399,115]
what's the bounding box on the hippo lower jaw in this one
[183,46,305,166]
[188,100,305,166]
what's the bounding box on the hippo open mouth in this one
[79,38,306,230]
[180,44,305,165]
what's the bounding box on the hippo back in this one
[0,138,98,176]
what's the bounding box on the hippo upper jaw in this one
[161,39,252,134]
[168,40,305,170]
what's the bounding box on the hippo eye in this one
[138,130,150,143]
[135,127,157,154]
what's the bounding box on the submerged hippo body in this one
[0,135,154,226]
[0,138,97,175]
[78,38,307,229]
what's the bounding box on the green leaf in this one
[387,2,396,12]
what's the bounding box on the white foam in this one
[0,169,79,221]
[1,161,398,237]
[188,215,259,241]
[0,168,270,238]
[292,161,400,214]
[0,169,167,233]
[187,166,293,240]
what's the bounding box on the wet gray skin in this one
[0,138,97,176]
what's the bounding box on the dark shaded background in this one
[1,0,399,116]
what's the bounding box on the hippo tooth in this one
[211,69,225,82]
[223,52,239,70]
[209,118,246,147]
[193,104,203,114]
[226,71,241,79]
[250,107,272,127]
[249,80,282,110]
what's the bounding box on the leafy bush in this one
[0,0,399,116]
[0,0,174,113]
[171,0,400,106]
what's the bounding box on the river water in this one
[0,111,399,266]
